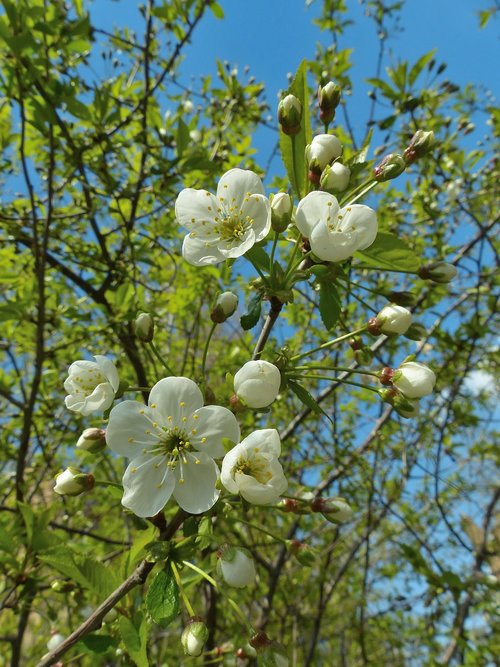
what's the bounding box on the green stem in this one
[291,134,302,200]
[293,364,379,377]
[236,517,288,545]
[171,560,196,617]
[339,177,375,207]
[201,321,218,378]
[269,232,279,283]
[345,180,377,206]
[288,374,380,393]
[149,341,175,375]
[291,325,368,362]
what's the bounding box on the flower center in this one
[75,369,105,393]
[215,200,253,242]
[235,455,272,485]
[159,427,190,456]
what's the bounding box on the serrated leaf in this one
[240,293,262,330]
[119,615,149,667]
[288,380,332,424]
[245,244,271,273]
[355,232,420,272]
[78,557,120,597]
[318,282,341,330]
[80,634,117,654]
[278,59,311,199]
[145,567,179,628]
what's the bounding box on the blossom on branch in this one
[175,168,271,266]
[295,191,377,262]
[106,377,240,517]
[233,360,281,409]
[64,355,119,416]
[221,429,287,504]
[393,361,436,399]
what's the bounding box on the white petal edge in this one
[122,454,176,518]
[173,451,220,513]
[295,191,339,238]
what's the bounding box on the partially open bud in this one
[54,467,95,496]
[393,361,436,399]
[320,162,351,193]
[306,134,342,177]
[211,291,238,323]
[76,427,106,454]
[271,192,292,232]
[181,617,209,657]
[403,130,435,164]
[277,94,302,136]
[418,261,457,283]
[373,153,406,182]
[318,81,341,124]
[217,546,256,588]
[311,497,354,524]
[134,312,154,342]
[368,304,412,336]
[234,360,281,409]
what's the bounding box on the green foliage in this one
[145,567,180,628]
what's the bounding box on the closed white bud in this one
[134,312,154,342]
[418,261,457,283]
[374,304,412,335]
[320,162,351,192]
[211,291,238,323]
[47,633,65,652]
[311,497,354,524]
[182,99,194,114]
[271,192,292,232]
[217,546,256,588]
[54,467,95,496]
[306,134,342,173]
[181,618,209,657]
[76,427,106,453]
[234,360,281,408]
[393,361,436,399]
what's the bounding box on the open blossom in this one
[221,429,287,504]
[175,168,271,266]
[295,191,377,262]
[394,361,436,399]
[64,355,119,416]
[234,360,281,409]
[106,377,240,517]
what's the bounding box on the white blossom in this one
[54,467,94,496]
[64,355,119,416]
[295,191,377,262]
[175,169,271,266]
[320,162,351,192]
[221,429,287,504]
[377,304,412,335]
[306,134,342,171]
[234,360,281,409]
[394,361,436,399]
[181,620,209,656]
[217,546,256,588]
[106,377,240,517]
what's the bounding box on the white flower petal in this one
[106,401,159,457]
[148,377,203,425]
[79,382,116,415]
[220,445,241,494]
[240,194,271,241]
[95,355,120,391]
[191,405,240,457]
[241,428,281,457]
[236,470,287,504]
[217,168,265,209]
[173,451,220,513]
[182,234,226,266]
[122,454,175,517]
[295,191,339,238]
[310,222,359,262]
[175,188,219,232]
[339,204,377,250]
[219,228,256,258]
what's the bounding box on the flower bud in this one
[418,261,457,283]
[318,81,341,124]
[233,360,281,409]
[270,192,292,232]
[277,94,302,136]
[217,546,256,588]
[76,427,106,453]
[288,540,317,566]
[311,497,354,524]
[393,361,436,399]
[181,618,209,657]
[403,130,435,164]
[379,367,395,386]
[373,153,406,182]
[47,633,65,652]
[134,312,154,342]
[320,162,351,193]
[250,633,288,666]
[368,304,412,336]
[54,467,95,496]
[211,291,238,323]
[404,322,427,341]
[306,134,342,176]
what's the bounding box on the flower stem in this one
[346,180,377,206]
[291,326,368,362]
[269,232,279,282]
[181,560,254,632]
[148,341,175,375]
[236,517,288,544]
[201,321,218,378]
[293,364,379,378]
[339,177,375,207]
[171,561,196,617]
[288,373,380,392]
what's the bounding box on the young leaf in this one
[288,380,333,424]
[354,232,420,272]
[318,282,341,331]
[119,615,149,667]
[240,293,262,330]
[145,566,179,628]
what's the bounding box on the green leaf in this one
[279,59,312,199]
[355,232,420,272]
[39,551,120,596]
[176,118,190,158]
[288,380,332,424]
[209,2,224,19]
[119,614,149,667]
[240,293,262,330]
[318,282,341,330]
[409,49,436,86]
[246,244,271,273]
[145,567,179,628]
[80,634,117,654]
